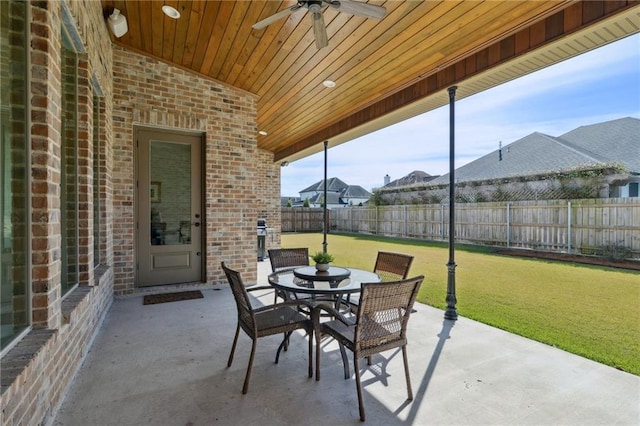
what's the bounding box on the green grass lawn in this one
[281,232,640,376]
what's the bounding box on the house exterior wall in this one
[1,1,115,424]
[1,1,280,424]
[111,46,270,293]
[255,149,282,252]
[342,196,369,206]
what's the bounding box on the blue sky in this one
[280,33,640,196]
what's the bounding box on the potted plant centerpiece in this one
[311,251,334,272]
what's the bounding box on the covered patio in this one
[52,262,638,425]
[2,1,639,424]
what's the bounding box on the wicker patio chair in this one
[221,262,314,394]
[313,275,424,421]
[373,251,414,281]
[268,248,310,302]
[345,251,414,314]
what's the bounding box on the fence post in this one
[567,201,572,254]
[441,203,445,240]
[404,205,408,237]
[506,202,511,248]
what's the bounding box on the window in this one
[630,182,639,198]
[60,25,78,294]
[0,0,29,352]
[93,95,100,266]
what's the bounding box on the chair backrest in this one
[268,248,309,272]
[373,251,414,281]
[221,262,256,334]
[354,275,423,353]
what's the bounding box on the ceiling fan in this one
[252,1,387,49]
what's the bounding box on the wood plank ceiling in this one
[102,0,639,162]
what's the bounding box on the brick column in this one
[30,1,62,329]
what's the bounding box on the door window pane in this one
[150,141,191,246]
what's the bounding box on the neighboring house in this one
[377,117,640,204]
[305,191,344,209]
[297,177,371,208]
[281,196,301,207]
[382,170,440,188]
[340,185,373,206]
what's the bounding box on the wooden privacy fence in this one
[328,198,640,259]
[281,208,329,232]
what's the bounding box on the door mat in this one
[143,290,204,305]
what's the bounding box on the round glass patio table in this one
[268,267,381,378]
[292,266,351,285]
[268,267,380,301]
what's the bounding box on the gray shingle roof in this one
[385,170,438,187]
[341,185,371,198]
[300,177,349,193]
[558,117,640,172]
[429,117,639,185]
[299,178,371,202]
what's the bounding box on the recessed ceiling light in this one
[323,80,336,88]
[162,5,181,19]
[258,130,268,136]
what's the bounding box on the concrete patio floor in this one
[52,261,639,425]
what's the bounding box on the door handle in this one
[193,222,200,227]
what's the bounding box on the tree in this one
[370,191,384,206]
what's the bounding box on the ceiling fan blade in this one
[329,0,386,20]
[312,11,328,49]
[253,5,302,30]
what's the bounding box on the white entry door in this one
[136,128,203,287]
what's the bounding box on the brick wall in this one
[30,0,63,330]
[1,0,282,422]
[256,149,282,253]
[1,1,114,424]
[111,46,275,293]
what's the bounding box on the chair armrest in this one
[253,298,314,314]
[246,285,275,293]
[310,304,351,327]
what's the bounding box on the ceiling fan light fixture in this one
[312,10,328,49]
[252,0,387,49]
[162,5,181,19]
[258,130,268,136]
[323,80,336,88]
